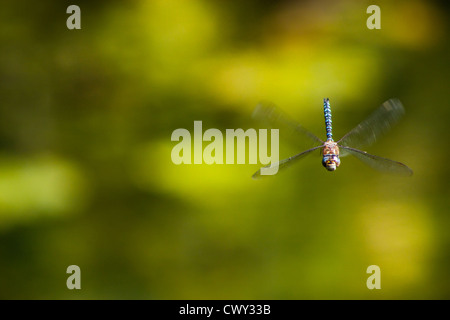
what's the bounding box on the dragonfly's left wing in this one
[253,102,323,152]
[252,146,322,179]
[337,99,405,150]
[340,146,413,176]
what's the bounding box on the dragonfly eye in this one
[322,157,340,171]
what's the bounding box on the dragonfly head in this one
[322,155,340,171]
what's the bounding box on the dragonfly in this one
[252,98,413,178]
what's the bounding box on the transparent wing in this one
[253,101,323,152]
[340,146,413,176]
[337,99,405,150]
[252,146,322,179]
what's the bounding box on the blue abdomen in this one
[324,98,333,141]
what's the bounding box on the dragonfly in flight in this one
[252,98,413,178]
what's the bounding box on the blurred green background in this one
[0,0,449,299]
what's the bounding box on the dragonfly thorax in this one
[322,140,340,171]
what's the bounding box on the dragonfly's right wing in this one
[252,146,322,179]
[253,102,323,151]
[340,146,413,176]
[337,99,406,150]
